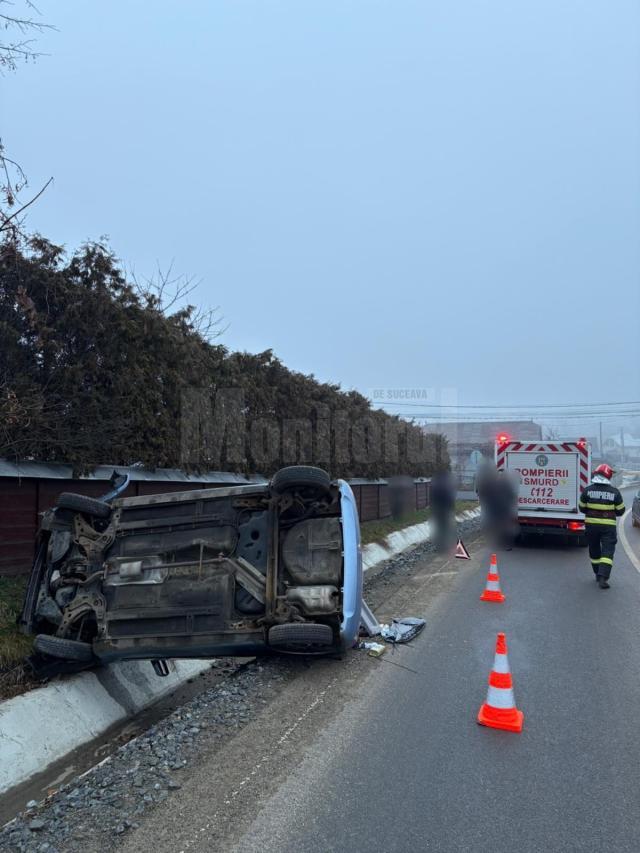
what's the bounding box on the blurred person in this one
[430,470,456,552]
[579,464,625,589]
[493,468,518,549]
[475,462,499,534]
[474,460,494,506]
[476,463,517,550]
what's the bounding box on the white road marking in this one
[619,509,640,574]
[177,678,339,850]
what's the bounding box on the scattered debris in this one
[380,617,426,644]
[354,641,387,657]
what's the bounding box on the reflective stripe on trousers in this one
[586,526,617,580]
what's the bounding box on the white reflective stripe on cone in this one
[486,580,502,592]
[486,685,516,709]
[492,652,510,674]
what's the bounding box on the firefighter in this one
[579,464,625,589]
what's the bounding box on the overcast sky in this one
[3,0,640,424]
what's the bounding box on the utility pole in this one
[599,421,603,457]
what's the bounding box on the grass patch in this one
[454,499,480,515]
[0,576,33,668]
[359,500,478,547]
[360,508,431,546]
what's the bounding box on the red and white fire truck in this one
[494,435,592,542]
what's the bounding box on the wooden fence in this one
[0,464,431,577]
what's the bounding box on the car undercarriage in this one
[19,467,363,672]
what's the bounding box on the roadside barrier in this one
[477,632,524,733]
[480,554,505,603]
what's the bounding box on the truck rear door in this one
[496,440,591,519]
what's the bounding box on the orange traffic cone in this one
[477,632,524,733]
[480,554,505,602]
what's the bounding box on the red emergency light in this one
[497,433,510,445]
[577,437,587,448]
[568,521,585,531]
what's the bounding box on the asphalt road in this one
[230,492,640,853]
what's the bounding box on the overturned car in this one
[19,467,363,670]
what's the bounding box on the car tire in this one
[268,622,334,652]
[34,634,95,662]
[56,492,112,519]
[270,466,331,498]
[633,517,639,528]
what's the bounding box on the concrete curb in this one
[0,658,212,795]
[0,505,480,796]
[362,507,481,571]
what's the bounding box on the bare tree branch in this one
[131,263,227,343]
[0,1,55,243]
[0,1,55,70]
[0,174,52,232]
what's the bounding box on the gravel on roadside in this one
[1,660,295,853]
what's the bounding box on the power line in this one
[411,413,640,420]
[397,412,640,422]
[372,408,640,420]
[370,400,640,410]
[399,414,640,421]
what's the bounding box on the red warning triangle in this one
[454,538,471,559]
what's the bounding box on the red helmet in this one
[594,463,615,480]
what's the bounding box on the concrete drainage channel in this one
[0,658,251,827]
[1,509,480,842]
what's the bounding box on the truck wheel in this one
[56,493,112,519]
[271,466,331,498]
[34,634,95,662]
[268,622,334,652]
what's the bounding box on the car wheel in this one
[270,466,331,498]
[56,492,112,519]
[268,622,334,652]
[34,634,95,662]
[633,516,639,528]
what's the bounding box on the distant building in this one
[603,433,640,465]
[423,420,543,485]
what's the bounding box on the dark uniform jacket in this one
[430,473,455,515]
[579,476,625,527]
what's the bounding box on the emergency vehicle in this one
[494,435,591,542]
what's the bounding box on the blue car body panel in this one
[338,479,363,647]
